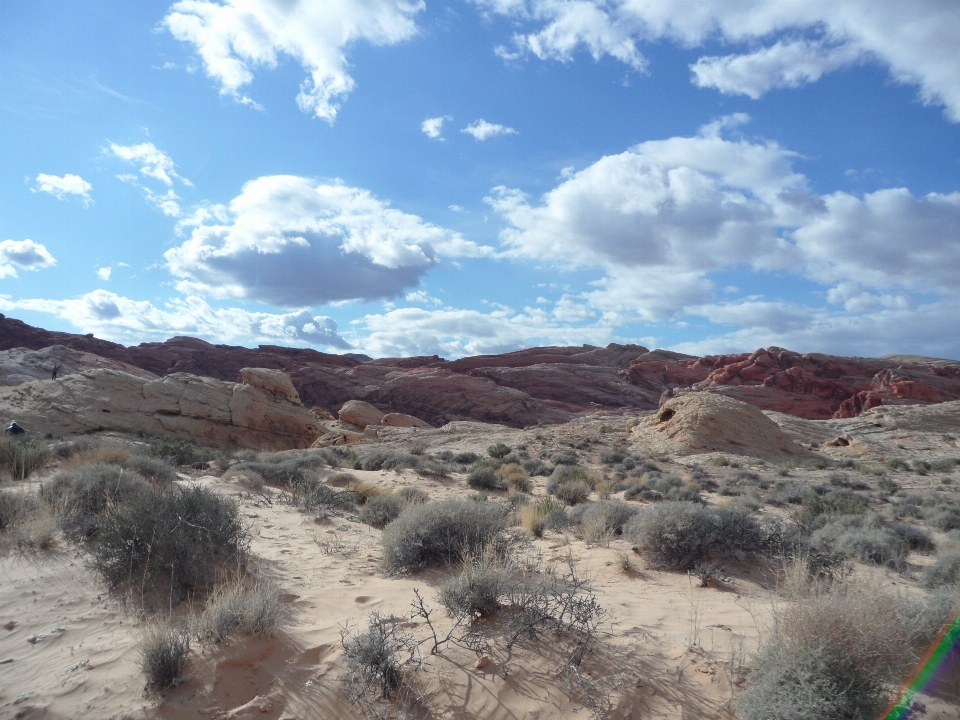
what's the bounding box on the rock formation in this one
[0,367,322,450]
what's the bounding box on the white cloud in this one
[166,175,493,307]
[462,119,519,140]
[353,305,614,358]
[33,174,93,205]
[487,120,960,326]
[449,204,465,212]
[691,40,861,99]
[163,0,422,122]
[144,188,182,217]
[473,0,960,121]
[0,290,351,349]
[108,142,187,186]
[404,289,442,305]
[0,240,57,279]
[96,267,112,281]
[421,116,450,139]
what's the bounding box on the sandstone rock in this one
[310,406,336,420]
[0,345,156,386]
[240,367,301,403]
[380,412,431,428]
[0,368,322,450]
[630,392,804,460]
[338,400,385,428]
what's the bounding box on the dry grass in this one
[496,463,532,493]
[139,620,191,688]
[195,580,283,643]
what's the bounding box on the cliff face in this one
[2,313,959,427]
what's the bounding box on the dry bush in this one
[139,620,191,688]
[381,498,507,572]
[195,581,282,643]
[626,501,767,569]
[124,454,177,483]
[0,489,38,531]
[396,486,429,505]
[340,612,413,701]
[359,451,420,471]
[437,554,511,618]
[0,437,50,481]
[622,473,703,503]
[93,484,248,595]
[921,548,960,588]
[42,464,148,518]
[736,577,954,719]
[360,494,405,528]
[347,481,383,506]
[468,466,506,491]
[148,436,213,467]
[326,471,359,487]
[810,515,908,570]
[569,500,639,543]
[497,463,532,493]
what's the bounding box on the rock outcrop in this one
[630,392,804,460]
[0,367,323,450]
[0,345,156,386]
[381,412,431,428]
[338,400,385,428]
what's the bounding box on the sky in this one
[1,0,959,360]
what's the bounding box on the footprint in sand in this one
[354,596,376,605]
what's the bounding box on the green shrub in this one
[360,494,406,529]
[487,443,512,460]
[381,498,507,572]
[548,478,591,505]
[467,466,505,491]
[0,438,50,481]
[148,436,212,466]
[93,485,248,594]
[569,500,639,542]
[886,458,909,471]
[623,474,703,503]
[522,458,551,476]
[600,449,626,465]
[810,516,908,570]
[359,451,420,471]
[452,451,478,464]
[437,557,509,617]
[626,501,767,569]
[800,489,868,520]
[551,449,579,465]
[877,476,900,495]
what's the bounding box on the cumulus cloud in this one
[353,305,614,358]
[108,142,188,186]
[474,0,960,121]
[96,267,112,281]
[166,175,493,307]
[487,119,960,326]
[144,188,182,217]
[421,116,449,139]
[462,120,519,140]
[0,290,351,349]
[0,240,57,279]
[33,174,93,205]
[163,0,422,121]
[691,40,861,98]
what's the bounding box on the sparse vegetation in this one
[124,454,177,483]
[195,581,282,643]
[622,474,703,503]
[139,620,191,688]
[380,498,507,572]
[42,464,148,519]
[148,436,212,467]
[487,443,512,460]
[438,554,510,618]
[467,466,506,490]
[359,494,405,528]
[0,437,50,481]
[921,548,960,588]
[569,499,639,542]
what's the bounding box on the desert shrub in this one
[496,463,531,492]
[346,481,383,506]
[921,549,960,588]
[522,458,551,476]
[124,454,177,483]
[886,458,909,471]
[381,498,507,572]
[438,556,510,617]
[736,581,954,720]
[360,494,405,529]
[548,478,591,505]
[887,521,935,551]
[931,458,959,473]
[93,485,248,594]
[42,464,148,518]
[551,449,579,466]
[452,451,478,464]
[765,481,810,506]
[396,486,429,505]
[341,612,406,700]
[810,516,908,570]
[195,582,282,642]
[802,458,829,470]
[148,436,212,466]
[626,501,767,569]
[467,466,505,491]
[359,451,420,471]
[623,474,703,503]
[912,459,932,476]
[299,483,355,514]
[416,456,451,479]
[487,443,512,460]
[0,490,39,531]
[928,507,960,531]
[0,437,50,481]
[600,449,626,465]
[139,621,191,688]
[800,489,868,520]
[326,471,359,487]
[569,500,639,542]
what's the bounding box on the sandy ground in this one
[2,412,960,719]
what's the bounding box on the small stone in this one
[3,621,17,631]
[474,656,490,670]
[27,634,44,644]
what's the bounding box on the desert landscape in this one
[0,319,959,719]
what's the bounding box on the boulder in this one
[240,367,301,403]
[338,400,385,428]
[0,368,322,450]
[630,392,804,460]
[381,412,431,428]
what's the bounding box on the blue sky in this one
[2,0,959,359]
